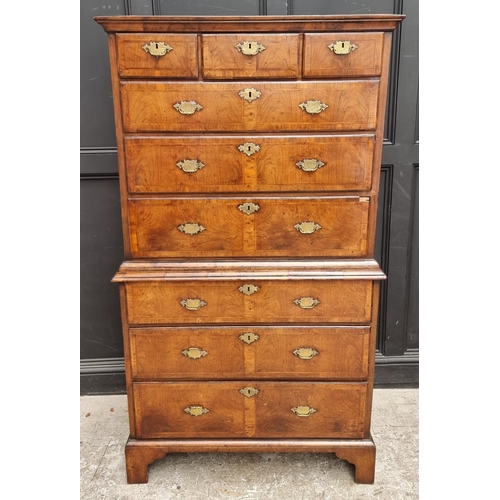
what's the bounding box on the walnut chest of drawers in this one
[95,14,404,485]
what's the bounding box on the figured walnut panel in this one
[128,196,370,258]
[125,279,373,325]
[129,326,370,380]
[124,134,375,193]
[120,81,379,133]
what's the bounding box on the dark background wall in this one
[80,0,419,394]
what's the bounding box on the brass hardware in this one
[182,347,208,359]
[238,142,261,157]
[184,406,209,417]
[292,348,319,360]
[235,41,266,56]
[142,41,173,57]
[360,196,370,202]
[239,332,260,345]
[291,405,317,417]
[173,101,203,115]
[180,298,207,311]
[238,284,260,296]
[238,202,260,215]
[294,222,322,234]
[328,41,358,55]
[293,297,320,309]
[296,159,325,172]
[239,387,259,398]
[299,100,329,115]
[238,88,262,103]
[176,159,205,173]
[178,223,206,236]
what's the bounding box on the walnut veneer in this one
[96,14,404,485]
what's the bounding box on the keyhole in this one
[249,43,252,49]
[249,91,252,98]
[245,286,251,293]
[248,146,251,152]
[341,42,345,48]
[155,43,158,49]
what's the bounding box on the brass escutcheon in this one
[173,101,203,115]
[291,405,317,417]
[180,298,207,311]
[235,41,266,56]
[294,221,322,234]
[328,41,358,55]
[176,159,205,173]
[178,222,205,236]
[238,202,260,215]
[238,284,260,296]
[292,347,319,360]
[293,297,320,309]
[142,41,173,57]
[239,332,260,345]
[182,347,208,359]
[296,159,325,172]
[239,387,259,398]
[238,142,261,157]
[238,88,262,103]
[299,100,329,115]
[184,406,209,417]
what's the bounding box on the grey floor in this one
[80,389,418,499]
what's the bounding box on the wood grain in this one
[124,134,375,194]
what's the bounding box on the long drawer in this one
[130,326,370,380]
[125,279,373,325]
[124,134,375,194]
[128,196,370,259]
[133,381,367,439]
[120,81,379,132]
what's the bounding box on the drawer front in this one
[133,382,367,438]
[128,196,369,258]
[202,34,299,79]
[120,81,379,132]
[124,134,374,194]
[125,279,373,325]
[116,34,198,78]
[303,32,385,78]
[130,326,370,380]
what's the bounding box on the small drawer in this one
[128,195,370,259]
[116,34,198,78]
[124,134,375,194]
[303,32,384,78]
[125,279,373,325]
[130,326,370,381]
[120,80,379,133]
[202,34,299,79]
[133,381,367,439]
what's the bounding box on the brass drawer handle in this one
[296,159,325,172]
[180,298,207,311]
[294,221,322,234]
[239,387,259,398]
[142,41,173,57]
[238,284,260,296]
[239,88,262,103]
[291,406,317,417]
[292,348,319,360]
[173,100,203,115]
[182,347,208,359]
[299,100,329,115]
[176,159,205,173]
[178,222,206,235]
[328,41,358,55]
[239,332,260,345]
[184,406,209,417]
[293,297,320,309]
[238,202,260,215]
[238,142,261,157]
[235,41,266,56]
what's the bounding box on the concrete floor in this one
[80,389,418,499]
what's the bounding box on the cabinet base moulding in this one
[125,436,376,484]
